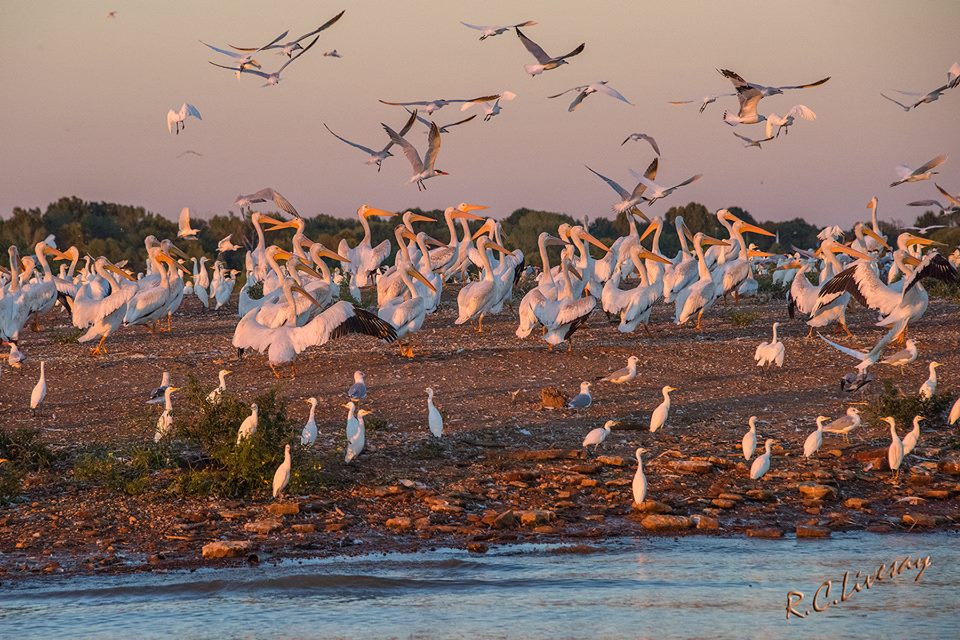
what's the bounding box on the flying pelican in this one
[30,361,46,415]
[890,154,948,187]
[621,132,660,155]
[206,369,232,403]
[732,131,774,148]
[154,386,178,442]
[823,408,861,442]
[461,19,537,39]
[582,419,615,452]
[804,417,827,458]
[177,207,199,239]
[902,416,922,456]
[237,403,258,444]
[675,233,729,329]
[742,417,758,460]
[301,397,318,445]
[755,322,785,368]
[586,157,658,214]
[919,361,941,399]
[272,444,291,499]
[750,439,774,480]
[324,109,417,171]
[764,105,816,138]
[547,81,632,111]
[166,103,201,134]
[377,258,436,357]
[568,382,593,409]
[885,417,903,480]
[600,355,639,384]
[201,30,287,73]
[455,237,511,332]
[649,386,676,433]
[148,371,170,404]
[229,10,345,58]
[211,35,320,86]
[632,448,647,504]
[383,121,448,190]
[236,188,301,218]
[515,26,584,76]
[347,371,366,402]
[427,387,443,438]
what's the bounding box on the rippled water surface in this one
[2,532,958,639]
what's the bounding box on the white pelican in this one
[461,19,537,40]
[582,420,615,452]
[455,237,511,332]
[2,242,68,340]
[177,207,199,239]
[71,257,138,355]
[347,371,366,402]
[516,232,567,338]
[675,233,728,329]
[632,447,647,504]
[885,417,903,479]
[383,121,448,190]
[902,416,922,456]
[515,26,584,76]
[301,397,318,446]
[616,247,671,334]
[586,158,658,214]
[324,109,417,172]
[211,34,320,86]
[568,382,593,409]
[764,105,816,138]
[376,218,437,306]
[662,217,698,303]
[547,81,632,111]
[378,259,436,357]
[166,103,201,134]
[750,439,774,480]
[427,387,443,438]
[621,132,660,155]
[948,396,960,425]
[890,154,948,187]
[272,444,292,499]
[742,417,758,460]
[600,355,639,384]
[123,248,190,332]
[338,204,398,289]
[206,369,232,403]
[823,408,861,442]
[237,403,258,444]
[755,322,785,368]
[716,220,775,301]
[154,386,178,442]
[649,386,676,433]
[426,204,487,281]
[230,10,345,58]
[527,252,596,349]
[800,239,875,337]
[211,263,238,309]
[804,417,827,458]
[30,361,46,414]
[919,362,941,399]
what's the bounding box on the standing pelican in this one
[301,397,318,446]
[742,417,758,460]
[455,237,511,332]
[378,258,436,357]
[337,204,398,290]
[804,417,827,458]
[71,257,138,355]
[632,448,647,505]
[272,444,291,499]
[675,233,729,329]
[426,387,443,438]
[649,386,676,432]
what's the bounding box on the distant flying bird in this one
[621,133,660,155]
[722,68,831,97]
[764,105,816,138]
[166,103,201,134]
[107,11,117,18]
[323,50,341,58]
[906,200,956,213]
[176,150,203,158]
[948,62,960,89]
[461,19,537,40]
[586,157,658,214]
[732,131,774,149]
[201,30,288,74]
[217,234,241,253]
[669,93,735,113]
[459,92,517,121]
[383,121,448,190]
[379,95,500,115]
[406,108,477,133]
[211,35,320,86]
[177,207,199,239]
[902,224,948,233]
[890,154,948,187]
[515,26,584,76]
[324,109,417,171]
[229,10,345,58]
[235,188,300,218]
[547,81,632,111]
[888,83,952,111]
[935,183,960,209]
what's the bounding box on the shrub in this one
[863,380,951,427]
[0,429,56,470]
[0,463,22,502]
[725,310,760,327]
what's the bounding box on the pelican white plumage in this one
[338,204,398,290]
[166,103,201,134]
[30,361,46,414]
[154,386,178,442]
[301,397,318,446]
[378,258,435,357]
[582,419,615,452]
[586,158,658,214]
[632,447,647,504]
[615,247,672,334]
[347,371,366,402]
[764,105,816,138]
[426,387,443,438]
[122,248,190,331]
[236,403,258,444]
[235,188,301,219]
[206,369,232,403]
[804,417,827,458]
[528,252,596,349]
[600,355,639,384]
[755,322,785,368]
[902,416,922,456]
[649,385,676,433]
[324,109,417,171]
[675,233,728,329]
[461,19,536,39]
[750,439,774,480]
[716,220,775,301]
[177,207,199,239]
[742,416,758,460]
[272,444,292,499]
[568,382,593,409]
[148,371,170,404]
[455,237,511,332]
[547,81,632,111]
[383,121,448,190]
[919,362,941,399]
[71,257,138,355]
[211,34,321,86]
[823,408,861,442]
[515,26,584,76]
[621,132,660,155]
[885,417,903,479]
[890,154,948,187]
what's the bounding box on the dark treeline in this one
[1,196,957,272]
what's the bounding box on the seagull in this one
[515,26,584,76]
[405,107,477,134]
[148,371,170,404]
[166,103,201,134]
[668,93,735,113]
[822,407,861,442]
[586,157,658,214]
[201,30,288,74]
[301,398,318,446]
[905,200,957,214]
[818,320,906,392]
[229,10,345,58]
[210,34,320,86]
[621,133,660,155]
[582,419,616,452]
[883,83,952,111]
[379,95,500,115]
[177,207,199,239]
[600,355,639,383]
[459,92,517,121]
[742,416,758,460]
[890,155,948,187]
[649,386,676,433]
[721,68,831,97]
[567,381,593,409]
[427,387,443,438]
[461,19,537,40]
[632,168,703,205]
[547,81,632,111]
[383,121,448,190]
[935,183,960,209]
[235,188,300,218]
[347,370,366,402]
[272,444,291,499]
[177,150,203,158]
[750,439,774,480]
[324,109,417,171]
[217,234,241,253]
[720,68,828,126]
[764,105,816,138]
[323,49,341,58]
[732,131,774,149]
[803,417,827,458]
[902,224,948,233]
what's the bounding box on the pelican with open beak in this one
[455,237,512,333]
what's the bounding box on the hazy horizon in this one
[2,0,958,228]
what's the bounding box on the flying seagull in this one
[721,68,831,97]
[459,91,517,120]
[323,49,342,58]
[890,155,948,187]
[586,157,658,215]
[383,121,448,190]
[210,35,320,86]
[229,10,345,58]
[379,95,500,115]
[178,207,199,239]
[405,108,476,133]
[461,19,537,40]
[764,105,816,138]
[235,188,300,218]
[630,167,703,204]
[325,109,417,171]
[201,30,288,74]
[906,199,957,213]
[669,93,735,113]
[166,103,201,134]
[515,26,584,76]
[720,68,829,125]
[547,81,632,111]
[935,183,960,209]
[732,131,774,149]
[177,150,203,158]
[621,133,660,155]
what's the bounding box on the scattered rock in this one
[202,540,254,559]
[902,513,941,528]
[939,456,960,476]
[746,527,783,539]
[669,460,713,475]
[920,490,950,500]
[291,524,315,534]
[635,500,672,514]
[520,510,555,526]
[503,449,584,462]
[595,455,627,467]
[746,489,776,502]
[492,510,518,529]
[640,515,691,531]
[712,499,736,509]
[467,542,489,554]
[386,517,413,531]
[691,515,720,530]
[266,502,299,516]
[243,519,283,535]
[798,482,836,500]
[844,497,870,510]
[796,525,831,538]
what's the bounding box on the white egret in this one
[742,417,758,460]
[206,369,232,403]
[345,405,371,464]
[582,420,616,452]
[177,207,199,239]
[902,416,922,456]
[885,417,903,480]
[948,397,959,425]
[217,234,241,253]
[754,322,785,368]
[919,362,941,399]
[750,439,774,480]
[632,448,647,505]
[272,444,292,499]
[649,386,676,433]
[237,403,259,444]
[154,386,178,442]
[299,397,318,446]
[166,103,201,134]
[30,361,46,415]
[427,387,443,438]
[804,417,827,458]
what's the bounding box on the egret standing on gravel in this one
[583,420,616,452]
[272,444,291,499]
[600,355,639,384]
[902,416,922,456]
[649,386,676,433]
[154,386,178,442]
[427,387,443,438]
[742,417,758,460]
[750,439,774,480]
[301,397,318,446]
[632,448,647,505]
[885,417,903,480]
[237,403,258,444]
[804,417,827,458]
[568,382,593,409]
[30,362,46,415]
[919,362,941,399]
[755,322,784,368]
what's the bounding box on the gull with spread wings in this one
[383,121,448,191]
[586,158,658,215]
[669,93,735,113]
[166,103,201,134]
[515,26,584,76]
[229,10,345,58]
[461,19,536,40]
[732,131,774,149]
[720,68,829,126]
[621,133,660,155]
[379,95,501,115]
[235,188,300,218]
[630,167,703,205]
[405,108,476,134]
[201,30,288,75]
[210,35,320,86]
[547,81,632,111]
[459,92,517,121]
[324,109,417,171]
[890,155,948,187]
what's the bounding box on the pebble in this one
[201,540,254,559]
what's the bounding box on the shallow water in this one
[1,532,958,639]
